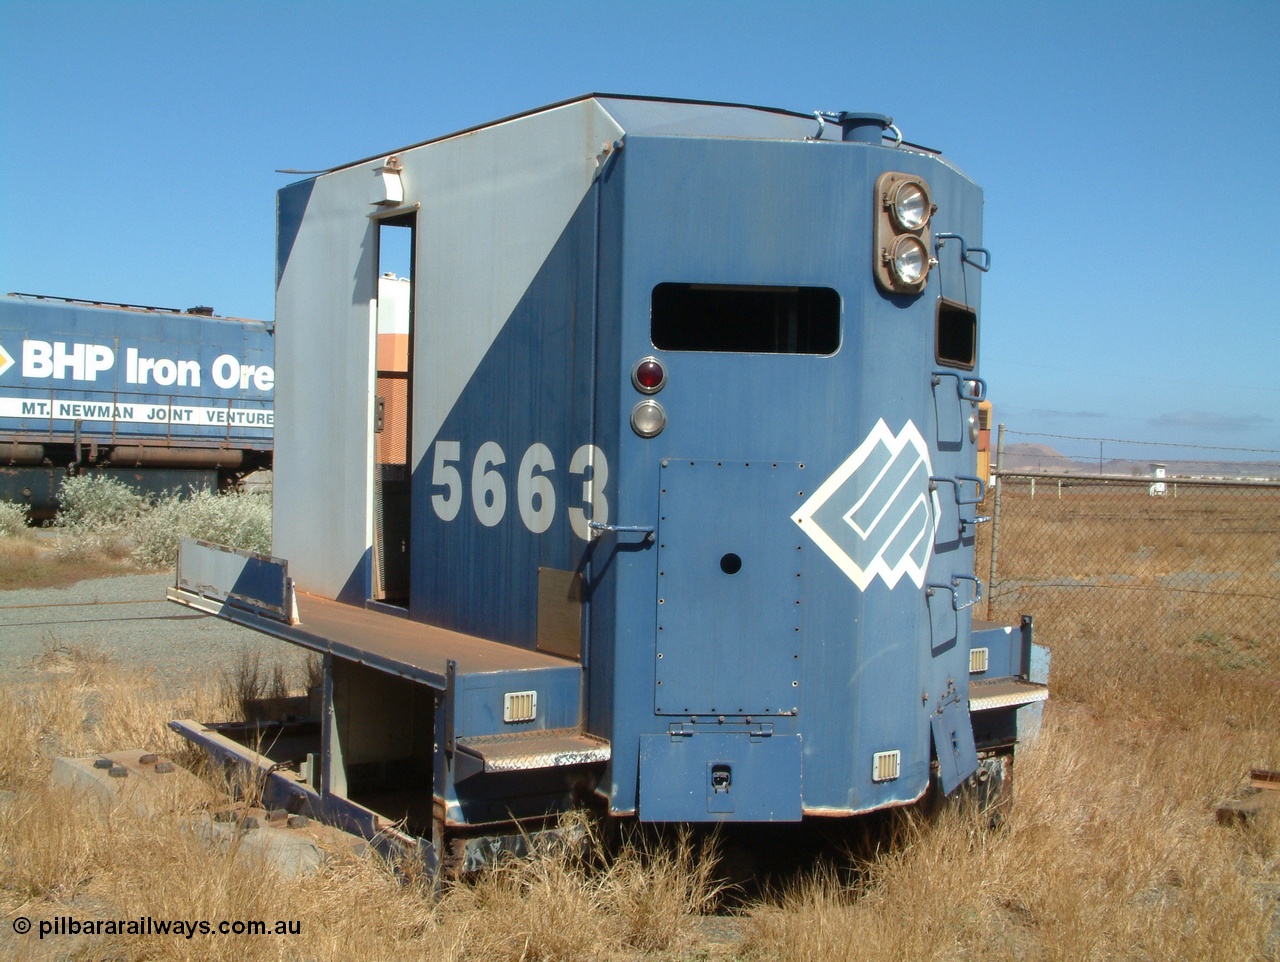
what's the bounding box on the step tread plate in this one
[456,728,611,773]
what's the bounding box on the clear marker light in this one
[630,399,667,437]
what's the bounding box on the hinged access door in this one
[654,460,805,716]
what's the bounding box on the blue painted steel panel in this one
[595,97,828,143]
[971,623,1021,678]
[654,460,804,716]
[0,296,273,448]
[639,732,802,821]
[410,190,600,648]
[456,667,583,738]
[599,132,985,816]
[174,538,290,618]
[276,178,316,285]
[932,696,979,795]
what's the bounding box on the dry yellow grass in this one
[747,700,1280,961]
[3,480,1278,961]
[0,652,724,962]
[981,481,1280,717]
[3,648,1275,961]
[0,531,137,590]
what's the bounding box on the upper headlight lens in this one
[890,181,930,231]
[890,236,929,286]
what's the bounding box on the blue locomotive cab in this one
[169,96,1046,867]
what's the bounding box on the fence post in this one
[985,423,1005,621]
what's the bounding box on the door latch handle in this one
[588,521,655,543]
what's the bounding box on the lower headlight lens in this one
[630,399,667,438]
[890,236,929,287]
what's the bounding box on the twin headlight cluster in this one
[874,172,936,296]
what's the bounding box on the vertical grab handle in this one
[935,232,991,272]
[927,574,983,612]
[932,370,987,402]
[930,475,986,506]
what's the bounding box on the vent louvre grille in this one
[970,647,989,674]
[503,691,537,724]
[872,750,901,782]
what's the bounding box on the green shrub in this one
[131,488,272,569]
[0,501,27,537]
[53,474,144,560]
[50,474,272,569]
[55,474,146,529]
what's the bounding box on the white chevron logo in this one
[0,342,13,378]
[792,419,938,591]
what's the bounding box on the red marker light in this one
[632,356,666,394]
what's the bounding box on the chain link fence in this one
[975,467,1280,713]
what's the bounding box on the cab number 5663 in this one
[429,441,608,541]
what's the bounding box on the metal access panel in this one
[639,732,802,821]
[931,696,979,795]
[654,460,804,716]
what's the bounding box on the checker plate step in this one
[455,728,611,773]
[969,678,1049,712]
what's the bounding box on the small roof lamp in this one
[371,156,404,207]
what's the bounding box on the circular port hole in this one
[720,553,742,575]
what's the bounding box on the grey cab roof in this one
[319,93,938,177]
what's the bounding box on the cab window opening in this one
[651,283,841,355]
[935,299,977,370]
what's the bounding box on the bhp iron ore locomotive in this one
[0,294,272,515]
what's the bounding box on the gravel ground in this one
[0,572,307,689]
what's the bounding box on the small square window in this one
[936,299,976,369]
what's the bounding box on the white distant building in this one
[1148,462,1167,496]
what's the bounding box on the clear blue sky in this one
[2,0,1277,461]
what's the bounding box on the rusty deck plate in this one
[169,587,575,690]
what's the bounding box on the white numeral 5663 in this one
[430,441,607,540]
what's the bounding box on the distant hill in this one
[999,442,1280,480]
